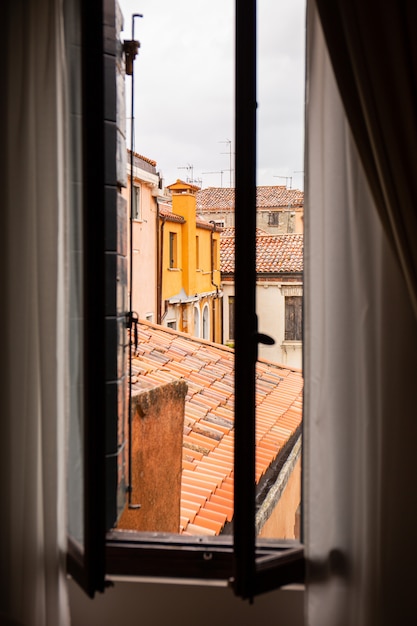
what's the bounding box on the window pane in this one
[255,0,305,540]
[114,0,304,549]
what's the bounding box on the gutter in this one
[158,212,166,325]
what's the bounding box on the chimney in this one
[117,379,187,533]
[167,180,199,296]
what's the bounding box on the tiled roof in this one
[128,149,157,167]
[221,233,303,274]
[159,206,185,223]
[220,226,268,238]
[158,207,215,229]
[196,216,216,231]
[131,321,303,536]
[167,179,201,193]
[196,186,304,211]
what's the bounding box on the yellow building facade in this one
[161,180,222,343]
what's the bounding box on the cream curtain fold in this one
[314,0,417,318]
[0,0,70,624]
[305,2,417,624]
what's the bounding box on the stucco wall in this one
[131,183,158,320]
[222,279,303,369]
[117,380,187,533]
[258,455,302,540]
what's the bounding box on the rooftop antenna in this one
[219,139,234,187]
[293,171,304,188]
[273,175,292,189]
[202,170,225,187]
[178,163,194,182]
[177,164,202,187]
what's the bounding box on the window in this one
[228,295,235,341]
[268,212,280,226]
[202,304,210,339]
[68,0,304,601]
[194,305,200,337]
[167,320,177,330]
[132,184,141,220]
[285,296,303,341]
[169,232,177,268]
[196,235,200,269]
[212,238,218,270]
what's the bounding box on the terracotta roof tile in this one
[159,206,185,223]
[128,149,157,167]
[221,233,303,274]
[196,186,304,211]
[131,320,303,536]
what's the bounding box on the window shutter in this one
[285,296,302,341]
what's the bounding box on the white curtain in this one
[0,1,70,624]
[304,3,417,625]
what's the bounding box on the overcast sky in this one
[118,0,306,190]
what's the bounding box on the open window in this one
[67,0,305,600]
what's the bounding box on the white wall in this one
[222,280,303,368]
[69,578,305,626]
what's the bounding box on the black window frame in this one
[67,0,305,600]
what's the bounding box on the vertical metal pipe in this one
[127,13,142,507]
[234,0,257,600]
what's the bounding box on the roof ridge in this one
[138,318,235,353]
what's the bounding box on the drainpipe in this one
[158,214,166,325]
[209,221,220,341]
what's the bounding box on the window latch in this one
[126,311,139,353]
[256,332,275,346]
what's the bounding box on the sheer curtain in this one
[304,2,417,625]
[0,0,70,624]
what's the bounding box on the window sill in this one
[167,267,181,272]
[105,531,304,593]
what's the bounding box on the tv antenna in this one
[219,139,234,187]
[202,170,225,187]
[177,163,201,187]
[273,175,293,189]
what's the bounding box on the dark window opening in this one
[268,212,280,226]
[285,296,302,341]
[169,232,178,268]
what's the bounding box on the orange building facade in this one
[161,180,223,343]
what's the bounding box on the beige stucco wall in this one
[221,279,303,369]
[258,455,301,540]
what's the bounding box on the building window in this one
[145,313,153,322]
[215,219,225,228]
[285,296,302,341]
[167,320,177,330]
[202,304,210,339]
[268,212,279,226]
[132,184,141,220]
[212,238,218,270]
[194,305,200,337]
[228,295,235,341]
[169,232,178,268]
[196,235,200,269]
